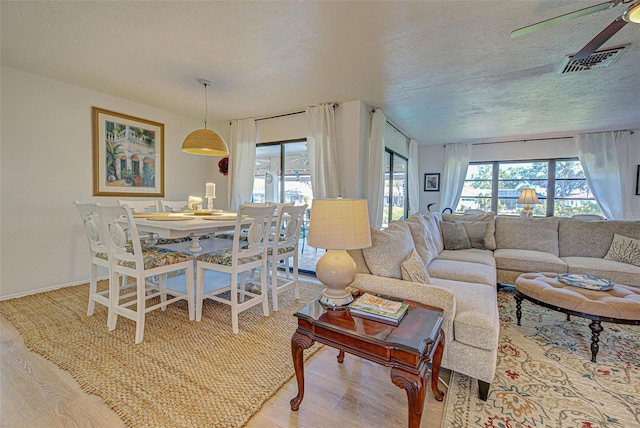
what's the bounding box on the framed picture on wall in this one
[636,165,640,195]
[424,173,440,192]
[92,107,164,196]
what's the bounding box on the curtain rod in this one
[255,103,338,122]
[370,108,412,141]
[445,130,635,147]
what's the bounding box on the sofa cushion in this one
[494,248,567,273]
[440,221,471,250]
[427,259,496,287]
[442,211,497,250]
[401,249,431,284]
[431,278,499,351]
[461,221,487,249]
[562,256,640,288]
[405,214,440,265]
[362,221,413,279]
[423,213,444,253]
[604,233,640,267]
[558,218,640,258]
[495,216,560,256]
[438,249,496,267]
[348,249,372,274]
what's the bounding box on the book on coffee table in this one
[348,293,409,325]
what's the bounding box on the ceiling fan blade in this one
[511,1,619,38]
[572,17,628,61]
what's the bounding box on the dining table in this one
[131,211,243,253]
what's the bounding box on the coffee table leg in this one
[430,331,445,401]
[391,368,425,428]
[290,332,314,411]
[337,350,345,363]
[588,320,603,363]
[515,293,523,326]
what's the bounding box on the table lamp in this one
[517,189,540,218]
[308,198,372,307]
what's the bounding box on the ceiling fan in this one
[511,0,640,61]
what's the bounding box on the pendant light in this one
[181,79,229,156]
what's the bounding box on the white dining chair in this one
[74,201,134,318]
[194,205,276,334]
[97,204,195,344]
[117,199,161,212]
[267,204,306,311]
[160,200,189,212]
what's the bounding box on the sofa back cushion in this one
[441,211,496,249]
[362,221,413,279]
[405,214,440,264]
[495,216,560,256]
[559,218,640,258]
[348,249,372,274]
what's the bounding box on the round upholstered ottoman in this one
[514,272,640,362]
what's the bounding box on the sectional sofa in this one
[347,211,640,401]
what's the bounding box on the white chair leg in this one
[159,274,167,310]
[293,254,300,299]
[271,260,279,312]
[87,263,98,316]
[231,274,239,334]
[186,267,195,321]
[196,265,205,322]
[134,277,146,344]
[261,261,270,317]
[107,271,119,331]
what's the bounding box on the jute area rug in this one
[0,279,324,427]
[442,288,640,428]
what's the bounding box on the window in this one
[253,140,312,205]
[383,149,408,227]
[457,158,603,217]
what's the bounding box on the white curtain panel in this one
[408,138,420,215]
[575,131,632,220]
[439,143,472,212]
[229,118,257,210]
[306,104,341,199]
[366,109,386,229]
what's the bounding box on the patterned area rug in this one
[0,279,324,427]
[442,288,640,428]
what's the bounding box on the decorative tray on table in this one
[557,273,615,291]
[145,215,195,221]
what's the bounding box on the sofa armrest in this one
[350,273,456,341]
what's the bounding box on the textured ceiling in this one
[2,1,639,145]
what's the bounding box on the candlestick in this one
[206,196,215,212]
[205,182,216,198]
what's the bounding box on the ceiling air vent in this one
[557,45,628,74]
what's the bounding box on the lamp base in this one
[520,204,533,218]
[316,249,356,307]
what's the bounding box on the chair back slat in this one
[233,205,276,261]
[98,205,142,267]
[74,201,106,256]
[276,204,307,249]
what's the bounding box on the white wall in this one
[0,66,229,298]
[418,135,640,217]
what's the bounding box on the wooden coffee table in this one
[290,298,445,428]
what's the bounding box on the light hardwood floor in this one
[1,306,449,428]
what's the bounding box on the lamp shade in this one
[623,2,640,23]
[308,199,372,250]
[181,129,229,156]
[516,189,540,205]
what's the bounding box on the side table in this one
[290,298,445,428]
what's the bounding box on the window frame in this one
[458,157,602,217]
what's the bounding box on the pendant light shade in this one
[182,79,229,157]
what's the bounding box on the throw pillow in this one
[440,221,471,250]
[401,249,431,284]
[362,221,413,279]
[460,221,487,249]
[604,233,640,267]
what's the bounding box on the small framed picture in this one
[636,165,640,195]
[424,173,440,192]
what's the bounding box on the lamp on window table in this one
[516,189,540,218]
[308,198,372,307]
